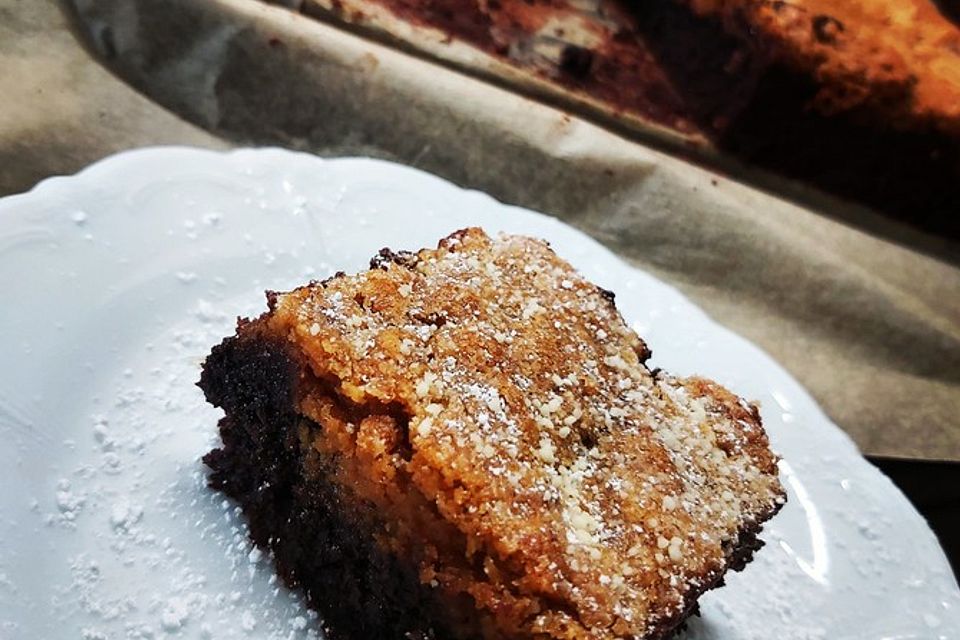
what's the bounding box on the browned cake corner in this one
[200,228,786,639]
[680,0,960,134]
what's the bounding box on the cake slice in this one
[200,228,785,639]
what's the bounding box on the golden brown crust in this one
[681,0,960,134]
[247,228,785,639]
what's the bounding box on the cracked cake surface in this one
[200,227,785,639]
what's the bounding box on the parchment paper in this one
[7,0,960,460]
[0,0,226,197]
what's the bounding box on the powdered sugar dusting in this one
[24,296,324,639]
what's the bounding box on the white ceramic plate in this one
[0,147,956,640]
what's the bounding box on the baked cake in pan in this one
[200,228,785,639]
[270,0,960,236]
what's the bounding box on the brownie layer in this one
[200,325,477,640]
